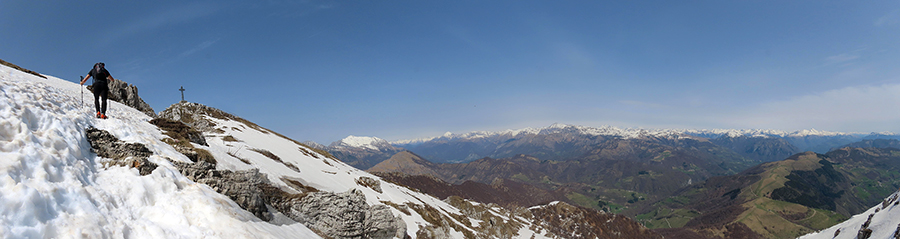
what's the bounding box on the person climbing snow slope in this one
[80,62,115,119]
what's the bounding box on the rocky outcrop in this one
[170,156,406,239]
[85,127,158,175]
[149,118,215,164]
[158,101,243,133]
[87,79,156,118]
[171,160,272,220]
[355,176,383,193]
[149,118,207,146]
[286,189,406,239]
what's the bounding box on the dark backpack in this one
[93,62,105,84]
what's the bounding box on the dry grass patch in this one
[250,148,300,173]
[407,203,476,239]
[380,201,411,215]
[223,135,240,142]
[281,177,319,193]
[0,58,45,78]
[194,148,216,165]
[297,147,319,159]
[227,151,252,165]
[250,148,281,162]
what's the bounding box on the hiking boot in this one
[96,112,102,118]
[100,113,108,119]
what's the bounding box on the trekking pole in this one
[80,76,84,109]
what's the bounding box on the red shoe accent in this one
[96,112,102,118]
[100,113,108,119]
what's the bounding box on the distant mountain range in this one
[305,136,403,170]
[319,124,899,169]
[318,124,900,239]
[366,130,764,218]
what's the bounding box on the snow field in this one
[1,62,557,238]
[202,116,476,237]
[0,64,319,238]
[799,190,900,239]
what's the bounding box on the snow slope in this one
[0,63,557,238]
[0,64,320,238]
[179,104,553,238]
[798,189,900,239]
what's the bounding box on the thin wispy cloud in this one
[822,48,866,67]
[824,53,859,64]
[102,3,220,45]
[875,9,900,26]
[178,39,219,58]
[260,0,338,18]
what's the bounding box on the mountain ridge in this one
[326,124,896,169]
[0,61,666,238]
[389,124,883,146]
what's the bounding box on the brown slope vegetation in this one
[528,201,664,239]
[444,136,754,210]
[373,172,567,209]
[640,148,900,239]
[370,134,757,215]
[369,151,565,208]
[373,169,665,238]
[367,151,440,176]
[328,144,404,170]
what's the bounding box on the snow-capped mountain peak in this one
[332,135,388,150]
[392,124,687,145]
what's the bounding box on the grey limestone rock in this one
[355,176,383,193]
[170,160,272,221]
[169,159,408,239]
[85,127,157,176]
[158,101,239,133]
[288,189,406,239]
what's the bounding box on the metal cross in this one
[179,86,185,102]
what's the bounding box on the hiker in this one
[80,62,115,119]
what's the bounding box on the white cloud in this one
[103,3,219,45]
[178,39,219,58]
[724,83,900,132]
[824,53,859,64]
[875,9,900,26]
[822,48,866,67]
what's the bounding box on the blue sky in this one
[2,1,900,143]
